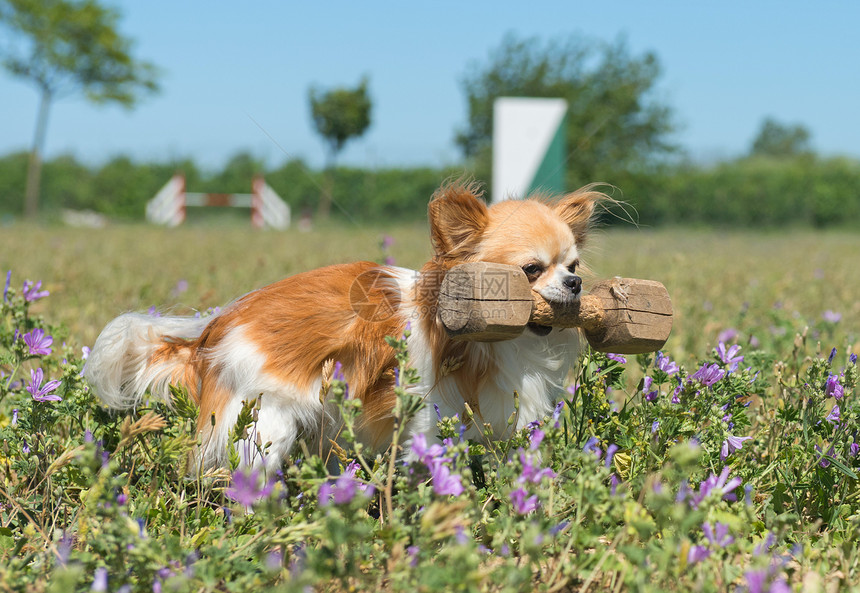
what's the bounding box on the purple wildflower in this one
[822,310,842,323]
[609,473,620,495]
[22,280,49,302]
[406,545,419,567]
[11,409,18,426]
[225,468,274,506]
[850,353,857,365]
[691,363,726,387]
[384,256,396,266]
[642,376,658,401]
[655,351,679,375]
[411,433,445,466]
[850,439,859,457]
[171,279,189,297]
[604,444,619,469]
[754,532,776,556]
[745,569,767,593]
[676,480,691,504]
[529,427,545,450]
[333,361,345,382]
[429,463,464,496]
[702,522,734,547]
[716,342,744,372]
[607,353,627,364]
[509,487,539,514]
[23,328,53,356]
[671,384,682,404]
[57,532,73,566]
[824,374,844,400]
[828,347,837,364]
[332,475,358,504]
[91,566,108,591]
[651,420,659,433]
[27,368,62,402]
[721,434,752,461]
[690,467,742,509]
[318,481,333,503]
[381,235,394,249]
[3,270,10,302]
[815,444,834,468]
[583,436,602,459]
[687,544,710,564]
[411,434,464,496]
[826,404,840,424]
[518,451,556,484]
[717,328,739,343]
[552,400,564,427]
[265,549,283,571]
[550,521,570,536]
[319,461,373,505]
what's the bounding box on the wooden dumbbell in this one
[437,262,673,354]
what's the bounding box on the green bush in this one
[627,156,860,228]
[2,150,860,227]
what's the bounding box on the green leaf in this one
[824,455,859,480]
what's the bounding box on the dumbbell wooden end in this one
[437,262,673,354]
[438,262,533,342]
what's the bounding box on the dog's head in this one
[428,182,604,312]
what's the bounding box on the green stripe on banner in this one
[526,113,566,196]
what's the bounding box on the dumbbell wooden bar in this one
[437,262,673,354]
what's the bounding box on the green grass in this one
[2,224,857,357]
[1,222,859,592]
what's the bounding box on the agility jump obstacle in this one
[146,174,291,229]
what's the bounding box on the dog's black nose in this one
[564,275,582,294]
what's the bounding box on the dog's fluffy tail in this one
[85,313,210,410]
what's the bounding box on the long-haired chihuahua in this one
[85,181,604,471]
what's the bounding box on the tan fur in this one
[97,180,605,467]
[418,181,604,419]
[156,262,405,440]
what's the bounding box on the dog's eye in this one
[522,263,543,279]
[567,260,579,274]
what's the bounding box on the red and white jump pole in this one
[146,174,290,229]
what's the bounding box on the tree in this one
[0,0,160,218]
[308,77,372,219]
[205,151,265,194]
[457,33,676,191]
[750,117,812,158]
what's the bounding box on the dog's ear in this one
[428,182,489,258]
[553,187,604,246]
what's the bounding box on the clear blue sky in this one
[2,1,858,171]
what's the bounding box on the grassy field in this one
[2,223,857,358]
[1,222,859,592]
